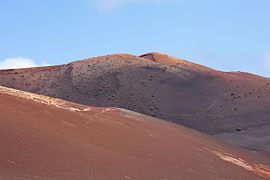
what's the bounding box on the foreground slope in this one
[0,86,270,179]
[0,53,270,152]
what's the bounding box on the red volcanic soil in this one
[0,86,270,179]
[0,53,270,153]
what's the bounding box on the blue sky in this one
[0,0,270,77]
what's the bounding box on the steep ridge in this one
[140,52,211,69]
[0,53,270,152]
[0,86,270,179]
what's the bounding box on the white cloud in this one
[0,57,49,70]
[93,0,176,12]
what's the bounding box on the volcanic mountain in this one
[0,86,270,179]
[0,52,270,152]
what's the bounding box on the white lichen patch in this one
[117,108,146,121]
[210,150,253,171]
[208,149,270,178]
[101,108,113,113]
[0,86,91,112]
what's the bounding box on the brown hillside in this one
[0,86,269,179]
[0,53,270,152]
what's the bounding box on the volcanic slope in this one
[0,85,270,179]
[1,53,270,152]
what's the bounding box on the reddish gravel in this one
[0,87,270,179]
